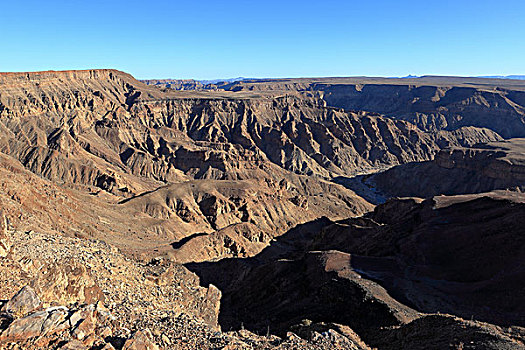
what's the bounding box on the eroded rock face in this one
[370,138,525,198]
[0,70,501,193]
[206,76,525,138]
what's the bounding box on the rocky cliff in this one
[0,70,501,190]
[369,138,525,198]
[199,76,525,138]
[0,69,504,260]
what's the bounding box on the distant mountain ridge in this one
[478,75,525,80]
[141,77,254,90]
[199,77,249,84]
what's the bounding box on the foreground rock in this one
[0,214,9,258]
[0,228,375,349]
[0,286,371,350]
[0,286,41,318]
[0,296,182,350]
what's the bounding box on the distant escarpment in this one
[201,76,525,138]
[318,84,525,138]
[142,79,212,91]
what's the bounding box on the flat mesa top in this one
[3,69,525,91]
[225,75,525,91]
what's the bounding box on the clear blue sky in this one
[1,0,524,79]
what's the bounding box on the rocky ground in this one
[0,225,375,349]
[4,213,522,350]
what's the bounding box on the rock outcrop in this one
[0,286,41,318]
[0,288,127,349]
[0,214,9,258]
[29,260,105,306]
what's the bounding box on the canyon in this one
[0,70,523,349]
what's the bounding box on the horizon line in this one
[1,69,524,82]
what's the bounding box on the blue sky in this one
[1,0,524,79]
